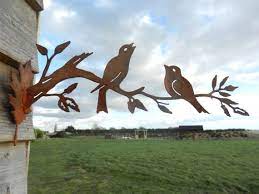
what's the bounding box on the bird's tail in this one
[91,84,103,93]
[189,98,209,114]
[97,87,108,113]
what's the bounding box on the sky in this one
[34,0,259,131]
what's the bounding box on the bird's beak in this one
[164,64,169,69]
[130,43,136,49]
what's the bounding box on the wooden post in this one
[135,130,139,139]
[0,0,43,193]
[144,130,147,139]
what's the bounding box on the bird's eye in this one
[124,48,128,52]
[173,69,176,72]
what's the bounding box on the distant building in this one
[179,125,203,132]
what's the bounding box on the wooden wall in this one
[0,142,30,194]
[0,0,43,193]
[0,0,42,72]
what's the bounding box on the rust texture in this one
[8,41,249,144]
[164,65,209,114]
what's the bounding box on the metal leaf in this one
[36,44,48,55]
[64,83,78,94]
[158,104,172,114]
[134,99,147,111]
[54,41,71,55]
[127,100,135,113]
[9,62,34,125]
[212,75,217,90]
[58,97,70,112]
[221,104,230,117]
[10,71,21,93]
[219,76,229,88]
[66,98,80,112]
[9,95,18,108]
[219,92,231,97]
[221,98,238,105]
[234,107,249,116]
[224,85,238,91]
[20,61,34,88]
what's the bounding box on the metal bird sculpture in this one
[91,43,136,113]
[8,41,249,146]
[164,65,209,113]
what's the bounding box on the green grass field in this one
[28,137,259,194]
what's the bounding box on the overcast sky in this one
[34,0,259,131]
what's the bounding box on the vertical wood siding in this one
[0,0,39,72]
[0,142,30,194]
[0,0,43,193]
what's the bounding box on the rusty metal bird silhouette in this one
[164,65,209,113]
[8,41,249,146]
[91,43,136,113]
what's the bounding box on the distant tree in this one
[138,126,146,130]
[92,123,99,129]
[34,128,45,139]
[65,125,76,133]
[92,123,106,130]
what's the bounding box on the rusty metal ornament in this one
[9,41,249,145]
[90,43,136,113]
[164,65,209,113]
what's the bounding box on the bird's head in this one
[119,43,136,58]
[164,65,182,78]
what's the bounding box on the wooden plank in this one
[25,0,44,12]
[0,0,39,72]
[0,52,19,70]
[0,1,39,193]
[0,142,30,194]
[0,61,35,142]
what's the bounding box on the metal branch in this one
[10,41,249,133]
[28,62,246,115]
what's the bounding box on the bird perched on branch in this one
[164,65,209,113]
[91,43,136,113]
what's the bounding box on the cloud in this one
[43,0,52,9]
[94,0,114,8]
[34,0,259,131]
[53,9,76,22]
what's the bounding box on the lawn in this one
[28,137,259,194]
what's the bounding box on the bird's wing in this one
[173,77,195,99]
[172,80,185,96]
[110,72,122,82]
[172,80,182,96]
[180,77,208,113]
[103,59,121,81]
[103,59,127,86]
[91,60,122,93]
[181,77,195,96]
